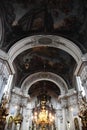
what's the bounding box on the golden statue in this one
[0,93,9,130]
[14,112,23,124]
[78,96,87,130]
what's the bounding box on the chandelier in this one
[32,91,55,125]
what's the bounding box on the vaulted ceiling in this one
[0,0,86,95]
[13,46,76,89]
[28,80,61,98]
[0,0,87,52]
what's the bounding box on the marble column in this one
[56,109,63,130]
[61,99,68,130]
[68,93,81,130]
[81,81,87,100]
[12,123,15,130]
[62,107,67,130]
[22,107,29,130]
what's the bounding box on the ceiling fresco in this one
[0,0,86,94]
[0,0,87,52]
[28,80,61,98]
[13,46,76,88]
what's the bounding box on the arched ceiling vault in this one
[21,72,68,96]
[28,80,61,98]
[0,0,87,53]
[0,0,87,97]
[8,35,82,63]
[13,44,76,89]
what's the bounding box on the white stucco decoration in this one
[8,35,82,63]
[21,72,68,95]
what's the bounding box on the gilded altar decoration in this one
[32,91,55,126]
[74,118,80,130]
[14,112,23,124]
[78,96,87,130]
[0,93,9,130]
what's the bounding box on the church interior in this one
[0,0,87,130]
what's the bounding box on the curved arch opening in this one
[8,35,82,63]
[28,80,61,98]
[21,72,68,95]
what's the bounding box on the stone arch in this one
[21,72,68,96]
[8,35,82,63]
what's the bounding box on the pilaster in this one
[59,90,79,130]
[77,61,87,100]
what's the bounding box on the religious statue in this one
[78,95,87,130]
[14,112,23,130]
